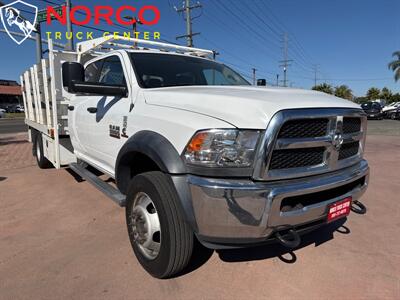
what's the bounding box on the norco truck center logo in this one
[0,0,38,45]
[1,1,160,45]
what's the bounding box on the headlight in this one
[183,129,261,167]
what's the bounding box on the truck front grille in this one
[339,141,360,160]
[343,117,361,134]
[253,109,367,180]
[278,118,329,138]
[270,147,325,170]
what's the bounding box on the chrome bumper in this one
[187,160,369,246]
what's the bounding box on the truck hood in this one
[143,86,361,128]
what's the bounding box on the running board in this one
[69,163,126,207]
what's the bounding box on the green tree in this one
[312,83,334,95]
[334,85,353,100]
[366,87,381,100]
[380,87,393,102]
[354,97,369,104]
[388,51,400,81]
[390,93,400,103]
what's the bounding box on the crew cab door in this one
[69,54,134,175]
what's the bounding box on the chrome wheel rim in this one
[131,192,161,260]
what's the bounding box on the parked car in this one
[361,102,383,119]
[383,102,400,118]
[387,108,400,120]
[5,105,23,113]
[15,105,24,113]
[0,108,5,118]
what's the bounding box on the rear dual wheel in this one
[125,171,194,279]
[33,132,52,169]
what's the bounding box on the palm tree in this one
[388,51,400,81]
[312,83,334,95]
[334,85,353,100]
[366,87,381,100]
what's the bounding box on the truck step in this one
[69,163,126,207]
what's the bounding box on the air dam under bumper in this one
[186,160,369,248]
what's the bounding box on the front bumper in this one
[184,160,369,248]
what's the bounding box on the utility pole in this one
[313,64,320,87]
[35,23,42,63]
[252,68,257,85]
[65,0,73,51]
[176,0,202,47]
[124,16,142,46]
[279,33,292,87]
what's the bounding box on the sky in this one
[0,0,399,96]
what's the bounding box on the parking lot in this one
[0,121,399,299]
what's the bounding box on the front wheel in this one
[125,171,194,279]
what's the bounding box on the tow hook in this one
[275,228,301,249]
[351,200,367,215]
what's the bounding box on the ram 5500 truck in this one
[21,36,369,278]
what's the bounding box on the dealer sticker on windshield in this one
[327,197,352,222]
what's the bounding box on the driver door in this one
[69,54,132,175]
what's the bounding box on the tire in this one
[125,171,194,279]
[390,113,396,120]
[33,133,52,169]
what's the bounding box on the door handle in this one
[87,107,97,113]
[68,105,74,111]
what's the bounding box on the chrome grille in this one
[278,119,328,138]
[252,109,367,181]
[270,147,325,170]
[343,117,361,134]
[339,141,360,160]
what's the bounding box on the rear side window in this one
[85,60,103,82]
[99,56,126,86]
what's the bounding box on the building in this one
[0,79,22,109]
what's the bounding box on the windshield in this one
[130,53,250,88]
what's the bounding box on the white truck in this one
[21,36,369,278]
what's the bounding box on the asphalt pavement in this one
[0,118,27,134]
[0,132,399,299]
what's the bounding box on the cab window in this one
[85,60,102,82]
[99,56,127,86]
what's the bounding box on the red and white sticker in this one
[327,197,352,222]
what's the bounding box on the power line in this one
[279,33,292,87]
[227,0,281,49]
[212,0,281,61]
[38,0,63,6]
[235,0,282,40]
[254,1,320,76]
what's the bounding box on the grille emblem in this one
[332,133,344,151]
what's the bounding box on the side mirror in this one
[257,79,267,86]
[62,62,128,97]
[62,62,84,93]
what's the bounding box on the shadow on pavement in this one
[173,218,349,278]
[217,218,348,264]
[176,238,214,277]
[0,137,28,146]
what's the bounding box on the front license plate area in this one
[327,197,351,223]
